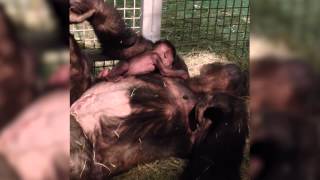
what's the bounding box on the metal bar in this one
[197,0,204,41]
[205,0,213,40]
[235,0,244,56]
[133,0,136,28]
[142,0,163,42]
[212,0,221,42]
[228,0,236,41]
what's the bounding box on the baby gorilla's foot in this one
[181,72,190,80]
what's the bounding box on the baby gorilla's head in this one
[153,40,176,67]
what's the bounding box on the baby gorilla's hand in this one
[181,72,190,80]
[109,76,123,82]
[98,69,124,82]
[69,1,95,23]
[97,68,110,79]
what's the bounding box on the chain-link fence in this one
[161,0,249,60]
[70,0,250,73]
[70,0,142,49]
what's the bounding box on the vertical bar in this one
[133,0,136,28]
[83,23,86,47]
[198,0,204,41]
[228,0,236,41]
[221,0,228,46]
[205,0,212,40]
[181,0,188,41]
[235,0,244,57]
[213,0,221,42]
[174,0,178,41]
[190,0,195,42]
[241,3,250,58]
[124,0,126,20]
[142,0,163,42]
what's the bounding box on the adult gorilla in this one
[70,63,248,179]
[69,1,248,179]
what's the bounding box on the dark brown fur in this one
[184,93,249,180]
[71,74,196,179]
[70,116,93,180]
[46,0,69,45]
[0,5,36,128]
[94,75,194,178]
[183,63,249,180]
[187,63,247,97]
[71,61,249,179]
[70,34,92,104]
[70,0,153,60]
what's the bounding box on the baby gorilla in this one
[98,40,189,81]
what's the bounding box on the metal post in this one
[141,0,163,42]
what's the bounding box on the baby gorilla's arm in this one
[153,56,189,79]
[104,61,130,81]
[70,9,96,24]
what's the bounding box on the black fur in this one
[185,93,248,180]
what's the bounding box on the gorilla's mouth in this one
[202,106,226,131]
[188,105,223,132]
[203,107,222,121]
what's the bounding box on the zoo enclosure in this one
[70,0,250,73]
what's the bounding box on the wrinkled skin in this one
[71,75,196,178]
[0,90,69,180]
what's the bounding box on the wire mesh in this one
[69,0,142,74]
[70,0,142,49]
[70,0,250,73]
[161,0,250,60]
